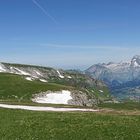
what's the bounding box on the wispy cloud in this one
[39,43,140,51]
[32,0,57,24]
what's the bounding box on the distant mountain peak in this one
[85,55,140,101]
[86,55,140,83]
[131,55,140,67]
[132,55,140,59]
[92,55,140,69]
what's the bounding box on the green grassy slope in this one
[0,108,140,140]
[0,73,72,102]
[0,72,111,104]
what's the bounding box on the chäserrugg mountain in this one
[0,62,111,106]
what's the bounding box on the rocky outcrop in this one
[68,91,98,107]
[32,90,99,107]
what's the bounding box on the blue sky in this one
[0,0,140,69]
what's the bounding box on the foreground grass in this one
[0,108,140,140]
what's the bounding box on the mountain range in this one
[0,62,111,106]
[1,55,140,103]
[86,55,140,101]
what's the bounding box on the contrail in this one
[32,0,57,24]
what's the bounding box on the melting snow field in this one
[33,90,72,104]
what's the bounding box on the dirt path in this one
[0,104,99,112]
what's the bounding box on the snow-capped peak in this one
[131,55,140,67]
[99,55,140,69]
[102,61,130,70]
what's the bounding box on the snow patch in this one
[14,68,30,75]
[57,70,64,78]
[99,90,104,93]
[32,75,39,79]
[104,61,131,71]
[0,63,6,72]
[34,70,43,76]
[39,79,47,83]
[67,76,72,79]
[9,67,15,74]
[0,104,99,112]
[105,63,119,69]
[33,90,72,104]
[25,77,33,81]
